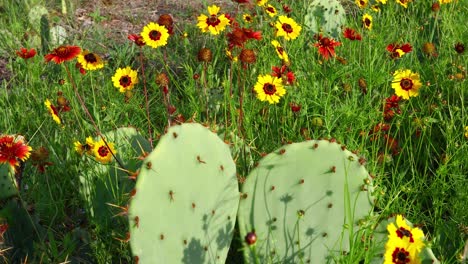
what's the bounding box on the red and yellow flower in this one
[93,139,117,164]
[362,13,373,30]
[396,0,411,8]
[343,28,362,41]
[387,43,412,58]
[314,34,342,60]
[74,137,95,156]
[356,0,368,8]
[392,69,422,99]
[44,45,81,64]
[265,4,277,17]
[141,22,170,48]
[112,67,138,93]
[271,40,289,63]
[275,16,301,41]
[254,74,286,104]
[45,99,61,125]
[77,50,104,70]
[197,5,230,35]
[0,135,32,167]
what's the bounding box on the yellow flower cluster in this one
[384,215,425,264]
[74,137,117,164]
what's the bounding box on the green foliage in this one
[238,139,374,263]
[129,123,239,264]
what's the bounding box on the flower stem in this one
[138,47,154,149]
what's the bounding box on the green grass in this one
[0,0,467,263]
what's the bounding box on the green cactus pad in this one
[79,127,151,226]
[0,163,17,200]
[129,123,239,264]
[238,139,374,263]
[304,0,346,38]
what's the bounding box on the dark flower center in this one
[397,227,414,242]
[400,78,413,91]
[207,15,221,27]
[392,247,410,263]
[98,146,109,157]
[84,53,97,63]
[120,76,132,87]
[55,46,69,56]
[282,23,293,33]
[149,30,162,41]
[267,7,275,13]
[364,18,371,27]
[276,47,284,54]
[359,0,365,5]
[263,83,276,95]
[245,16,252,22]
[321,38,331,46]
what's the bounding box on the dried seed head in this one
[239,49,256,64]
[158,14,174,29]
[422,42,436,56]
[155,72,170,87]
[198,47,213,63]
[431,2,440,12]
[454,42,465,54]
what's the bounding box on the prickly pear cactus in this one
[0,163,17,200]
[304,0,346,38]
[238,139,374,263]
[129,123,239,264]
[79,127,151,226]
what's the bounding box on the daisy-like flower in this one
[275,16,302,41]
[112,66,138,93]
[356,0,368,8]
[128,34,146,46]
[44,45,81,64]
[74,137,95,156]
[392,69,422,99]
[227,26,262,49]
[387,43,412,58]
[362,13,373,30]
[254,74,286,104]
[384,238,422,264]
[314,34,342,60]
[93,139,117,164]
[141,22,169,49]
[271,40,289,63]
[371,4,381,12]
[256,0,268,6]
[197,5,230,35]
[77,50,104,70]
[45,99,61,125]
[16,48,36,59]
[243,14,253,23]
[265,4,277,17]
[387,215,425,254]
[343,28,362,41]
[396,0,411,8]
[0,135,32,167]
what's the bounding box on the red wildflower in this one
[289,102,301,113]
[313,34,341,60]
[44,45,81,64]
[283,5,292,13]
[343,28,362,41]
[271,65,295,85]
[0,135,32,167]
[16,47,37,59]
[383,94,402,121]
[227,26,262,49]
[0,223,8,239]
[386,43,412,58]
[158,14,174,34]
[128,34,146,46]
